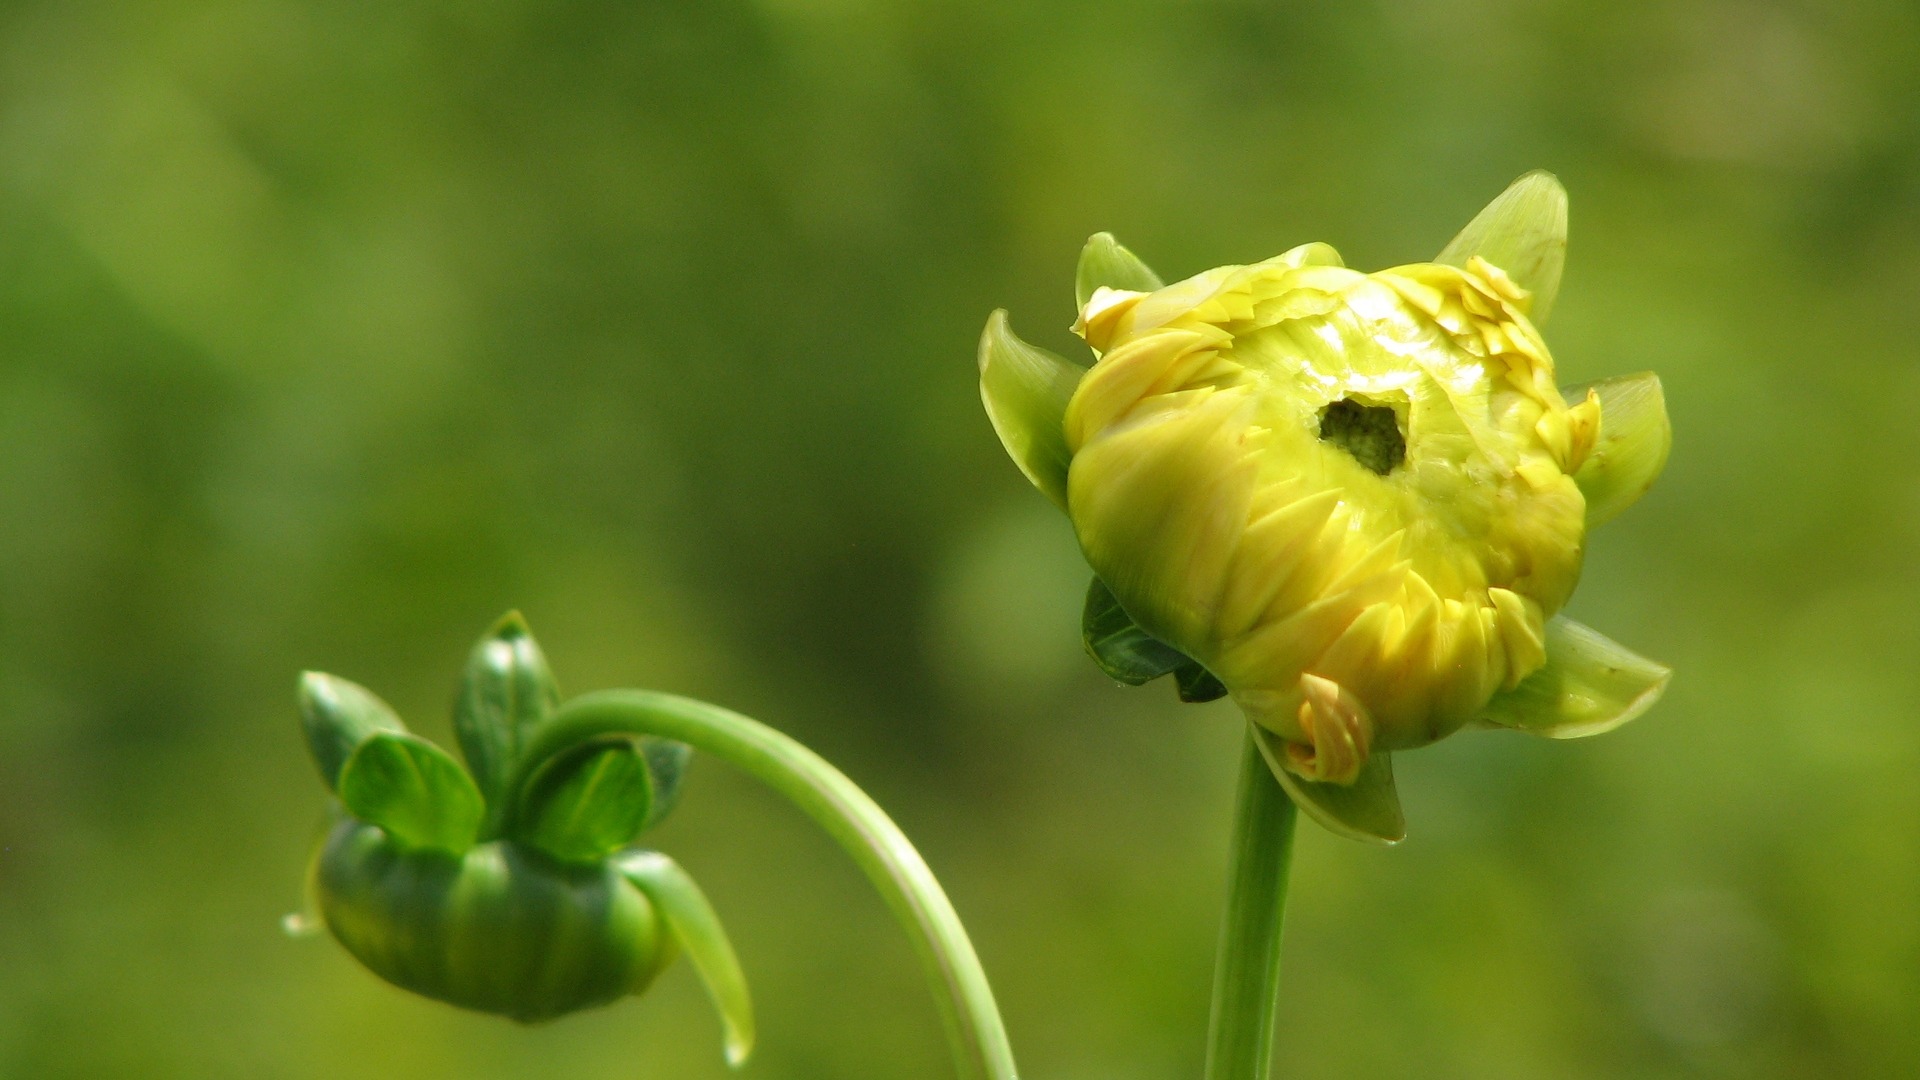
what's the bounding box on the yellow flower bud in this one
[979,173,1672,842]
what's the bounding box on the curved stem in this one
[1203,729,1298,1080]
[513,690,1019,1080]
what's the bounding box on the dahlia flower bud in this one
[291,613,753,1064]
[979,173,1671,842]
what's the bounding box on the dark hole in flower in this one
[1318,398,1405,475]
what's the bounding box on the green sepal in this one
[299,671,407,793]
[455,611,561,805]
[978,310,1084,511]
[618,850,756,1068]
[1250,724,1405,845]
[338,732,485,854]
[1436,170,1568,324]
[640,738,693,831]
[1564,372,1670,528]
[1479,616,1671,739]
[1081,578,1229,702]
[1174,663,1228,703]
[1075,232,1165,311]
[515,738,655,864]
[1082,577,1189,684]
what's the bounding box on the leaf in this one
[978,310,1085,511]
[299,672,407,792]
[1075,232,1164,311]
[1250,724,1405,845]
[455,611,561,805]
[1563,372,1670,528]
[1436,170,1568,324]
[1479,616,1671,739]
[515,738,655,864]
[338,733,485,854]
[1082,577,1190,684]
[618,851,755,1068]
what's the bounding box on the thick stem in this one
[1203,730,1299,1080]
[513,690,1018,1080]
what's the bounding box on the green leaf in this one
[640,738,693,831]
[1082,576,1189,684]
[618,850,755,1068]
[1480,616,1671,739]
[299,672,407,792]
[978,310,1085,511]
[1564,372,1670,528]
[338,733,485,854]
[1436,170,1568,324]
[1250,724,1404,845]
[455,611,561,805]
[1075,232,1164,312]
[515,738,655,863]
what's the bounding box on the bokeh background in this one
[2,1,1918,1077]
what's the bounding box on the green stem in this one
[1203,730,1299,1080]
[513,690,1019,1080]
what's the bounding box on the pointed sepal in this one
[1436,170,1568,324]
[455,611,561,805]
[1174,663,1228,704]
[337,732,485,854]
[515,738,656,863]
[1083,578,1227,701]
[1075,232,1165,312]
[618,851,756,1068]
[1479,616,1670,738]
[1563,372,1670,527]
[1251,724,1405,845]
[639,739,693,831]
[1083,576,1189,684]
[299,672,407,792]
[978,311,1085,511]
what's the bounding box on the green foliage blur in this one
[1,1,1916,1077]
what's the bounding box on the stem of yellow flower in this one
[1203,729,1299,1080]
[514,690,1019,1080]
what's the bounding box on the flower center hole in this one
[1318,398,1405,475]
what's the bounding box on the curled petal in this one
[1436,171,1568,324]
[1287,674,1373,785]
[1478,616,1671,738]
[1250,723,1404,845]
[978,310,1084,510]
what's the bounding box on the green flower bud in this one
[294,614,753,1064]
[313,819,672,1023]
[979,173,1672,843]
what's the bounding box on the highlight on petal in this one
[1478,616,1671,739]
[1076,232,1165,311]
[1436,170,1568,324]
[1250,723,1404,845]
[1563,372,1671,527]
[978,310,1085,510]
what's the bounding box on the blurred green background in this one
[1,1,1917,1077]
